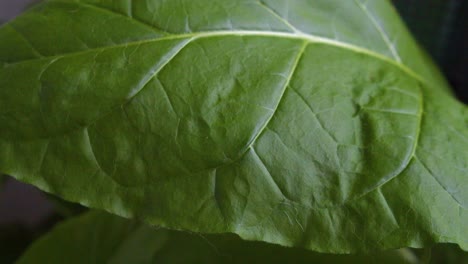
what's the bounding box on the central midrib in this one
[6,29,426,85]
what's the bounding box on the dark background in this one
[0,0,467,262]
[393,0,468,102]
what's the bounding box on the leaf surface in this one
[0,0,466,253]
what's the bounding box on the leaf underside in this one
[0,0,466,253]
[17,210,418,264]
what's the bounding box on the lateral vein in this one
[353,0,402,62]
[246,40,308,149]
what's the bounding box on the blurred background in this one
[393,0,467,102]
[0,0,467,263]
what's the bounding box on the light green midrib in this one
[5,30,427,86]
[70,0,405,67]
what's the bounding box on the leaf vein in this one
[73,1,168,35]
[257,0,299,33]
[7,24,44,58]
[246,40,308,149]
[353,0,402,62]
[4,30,424,85]
[415,156,466,209]
[251,147,292,201]
[125,38,192,100]
[290,87,339,144]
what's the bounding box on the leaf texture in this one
[0,0,466,253]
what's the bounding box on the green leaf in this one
[17,210,419,264]
[0,0,466,253]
